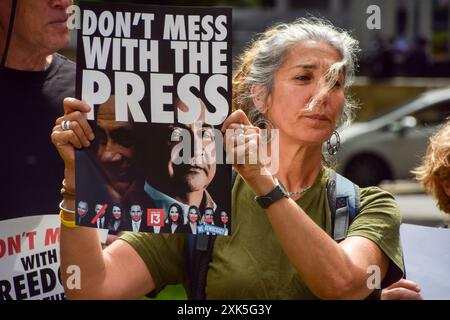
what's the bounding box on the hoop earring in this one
[327,131,340,155]
[253,117,275,142]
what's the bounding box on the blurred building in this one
[232,0,450,76]
[64,0,450,77]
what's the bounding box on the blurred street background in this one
[67,0,450,299]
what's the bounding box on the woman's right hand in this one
[221,109,277,196]
[51,98,95,180]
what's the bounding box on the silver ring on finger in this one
[61,120,71,131]
[238,133,245,144]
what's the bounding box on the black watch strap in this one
[254,179,289,209]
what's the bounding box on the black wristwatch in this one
[254,179,289,209]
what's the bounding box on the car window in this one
[412,100,450,126]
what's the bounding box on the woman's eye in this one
[296,75,310,81]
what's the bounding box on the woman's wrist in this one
[64,167,75,189]
[236,165,278,196]
[59,197,77,228]
[62,197,75,211]
[244,172,278,196]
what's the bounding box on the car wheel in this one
[344,154,392,187]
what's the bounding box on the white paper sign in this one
[0,215,64,300]
[400,223,450,300]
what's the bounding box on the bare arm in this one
[60,222,154,299]
[53,98,154,299]
[256,174,388,299]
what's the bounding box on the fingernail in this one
[89,133,95,140]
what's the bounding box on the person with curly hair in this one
[413,120,450,216]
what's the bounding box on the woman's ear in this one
[250,84,267,113]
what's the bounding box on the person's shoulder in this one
[359,185,396,204]
[357,185,401,223]
[53,53,75,71]
[53,53,75,65]
[320,166,331,186]
[46,53,76,97]
[349,185,404,285]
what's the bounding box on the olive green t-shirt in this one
[120,167,404,299]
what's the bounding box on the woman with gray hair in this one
[54,18,410,299]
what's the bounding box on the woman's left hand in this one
[221,110,277,195]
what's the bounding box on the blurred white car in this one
[337,88,450,187]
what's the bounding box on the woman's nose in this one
[306,78,330,111]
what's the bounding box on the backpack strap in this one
[186,170,238,299]
[327,169,360,241]
[185,170,240,300]
[186,234,216,300]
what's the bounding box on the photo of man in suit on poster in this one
[76,96,228,234]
